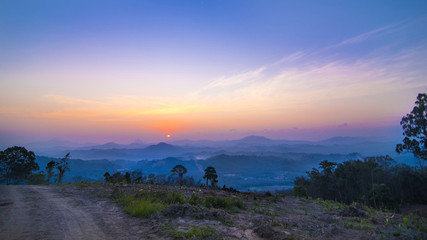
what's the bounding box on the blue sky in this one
[1,0,427,144]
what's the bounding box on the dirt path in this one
[0,185,151,240]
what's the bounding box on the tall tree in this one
[396,93,427,172]
[56,153,70,184]
[171,165,187,185]
[45,160,57,183]
[203,166,218,187]
[0,146,39,184]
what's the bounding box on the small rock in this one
[254,224,275,239]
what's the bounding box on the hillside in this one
[1,185,425,239]
[35,152,361,190]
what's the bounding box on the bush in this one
[28,173,48,185]
[293,185,307,198]
[203,196,244,213]
[170,225,216,239]
[124,198,166,218]
[189,193,201,205]
[112,193,166,218]
[369,184,397,210]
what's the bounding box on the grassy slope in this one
[69,183,427,239]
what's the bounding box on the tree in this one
[396,93,427,172]
[203,166,218,187]
[56,153,70,184]
[46,160,57,183]
[125,172,131,184]
[0,146,39,184]
[306,160,337,199]
[130,170,143,184]
[171,165,187,184]
[104,172,111,183]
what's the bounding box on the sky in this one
[1,0,427,145]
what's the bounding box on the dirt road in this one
[0,185,151,240]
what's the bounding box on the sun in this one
[167,134,171,138]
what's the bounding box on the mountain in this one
[144,142,181,152]
[68,142,186,161]
[27,135,415,166]
[318,136,373,145]
[80,141,148,150]
[236,135,273,144]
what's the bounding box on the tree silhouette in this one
[396,93,427,172]
[125,172,131,184]
[203,166,218,187]
[104,172,111,183]
[46,160,57,183]
[171,165,187,185]
[0,146,39,184]
[56,153,70,184]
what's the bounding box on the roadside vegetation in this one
[294,93,427,212]
[110,186,244,218]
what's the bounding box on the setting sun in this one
[167,134,171,138]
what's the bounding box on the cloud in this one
[193,66,266,97]
[334,23,398,47]
[189,22,427,111]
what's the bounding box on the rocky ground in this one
[0,184,426,239]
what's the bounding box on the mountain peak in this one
[144,142,180,151]
[240,135,272,142]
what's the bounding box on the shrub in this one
[112,192,166,218]
[171,226,216,239]
[28,173,48,185]
[203,196,244,213]
[189,193,201,205]
[123,198,166,218]
[293,185,307,198]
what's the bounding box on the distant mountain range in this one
[24,135,411,163]
[31,135,418,191]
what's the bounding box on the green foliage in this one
[0,146,39,184]
[169,225,216,239]
[171,164,187,182]
[56,181,102,187]
[396,93,427,172]
[28,172,49,185]
[315,198,343,212]
[203,196,244,213]
[157,192,187,205]
[56,153,70,184]
[343,218,375,231]
[203,166,218,187]
[124,198,165,218]
[46,160,57,183]
[103,172,111,182]
[112,192,166,218]
[369,184,397,210]
[297,155,427,210]
[189,193,201,205]
[293,185,307,198]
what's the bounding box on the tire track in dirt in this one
[0,185,151,240]
[0,185,108,240]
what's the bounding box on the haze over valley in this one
[27,135,415,191]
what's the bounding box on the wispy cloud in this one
[334,23,398,47]
[188,22,427,115]
[193,66,266,97]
